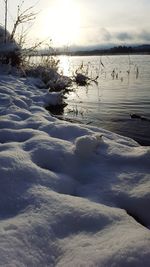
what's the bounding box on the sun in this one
[39,0,81,46]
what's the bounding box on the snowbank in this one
[0,74,150,266]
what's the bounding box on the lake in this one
[57,54,150,145]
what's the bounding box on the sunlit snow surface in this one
[0,74,150,267]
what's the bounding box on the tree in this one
[10,1,37,42]
[4,0,8,43]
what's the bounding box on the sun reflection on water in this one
[58,56,72,76]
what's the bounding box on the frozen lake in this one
[58,54,150,145]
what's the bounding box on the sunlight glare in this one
[40,0,81,46]
[58,56,71,76]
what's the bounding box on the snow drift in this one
[0,74,150,266]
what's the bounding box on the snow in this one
[74,134,104,158]
[0,73,150,266]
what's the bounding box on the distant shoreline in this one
[34,44,150,57]
[30,51,150,57]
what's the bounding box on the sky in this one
[0,0,150,48]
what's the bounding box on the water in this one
[58,54,150,145]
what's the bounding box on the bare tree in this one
[4,0,8,43]
[10,1,37,41]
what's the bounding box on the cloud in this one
[138,30,150,42]
[112,30,150,44]
[82,27,112,45]
[99,28,112,42]
[115,32,133,41]
[76,26,150,47]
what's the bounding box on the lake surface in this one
[57,55,150,145]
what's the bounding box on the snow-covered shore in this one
[0,74,150,266]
